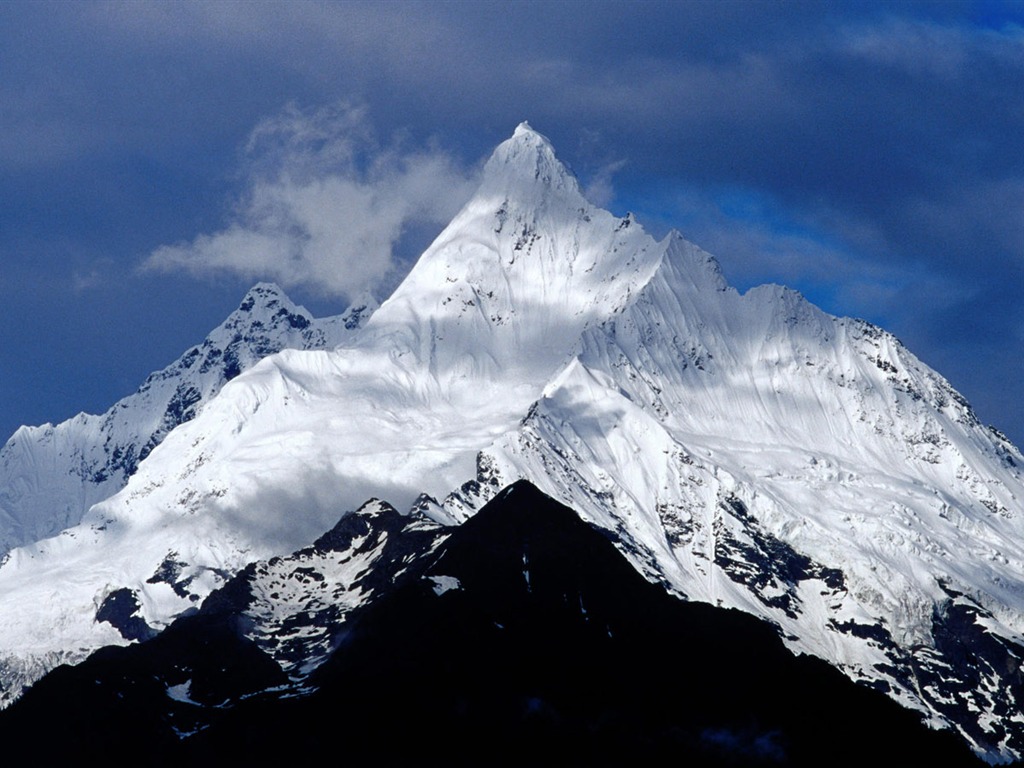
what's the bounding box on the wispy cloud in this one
[142,103,478,300]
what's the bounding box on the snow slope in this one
[0,283,376,558]
[0,123,1021,759]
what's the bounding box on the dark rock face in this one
[712,494,846,620]
[915,584,1024,757]
[230,498,446,673]
[95,587,156,642]
[2,607,287,760]
[0,482,986,766]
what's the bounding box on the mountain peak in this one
[513,120,536,137]
[237,282,292,314]
[364,123,666,388]
[477,123,582,206]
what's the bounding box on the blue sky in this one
[1,0,1022,445]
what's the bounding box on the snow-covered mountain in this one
[0,123,1022,761]
[0,282,376,557]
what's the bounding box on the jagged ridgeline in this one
[0,283,378,556]
[0,124,1021,762]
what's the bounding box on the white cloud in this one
[582,159,626,209]
[143,103,478,300]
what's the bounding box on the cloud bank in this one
[143,104,478,300]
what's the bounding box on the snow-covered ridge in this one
[439,234,1024,756]
[0,283,377,557]
[0,123,1022,759]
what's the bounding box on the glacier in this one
[0,122,1021,760]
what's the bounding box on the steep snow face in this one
[0,123,1023,760]
[0,283,377,557]
[357,121,664,401]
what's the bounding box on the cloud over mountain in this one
[143,104,478,300]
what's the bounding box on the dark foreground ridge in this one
[0,481,985,766]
